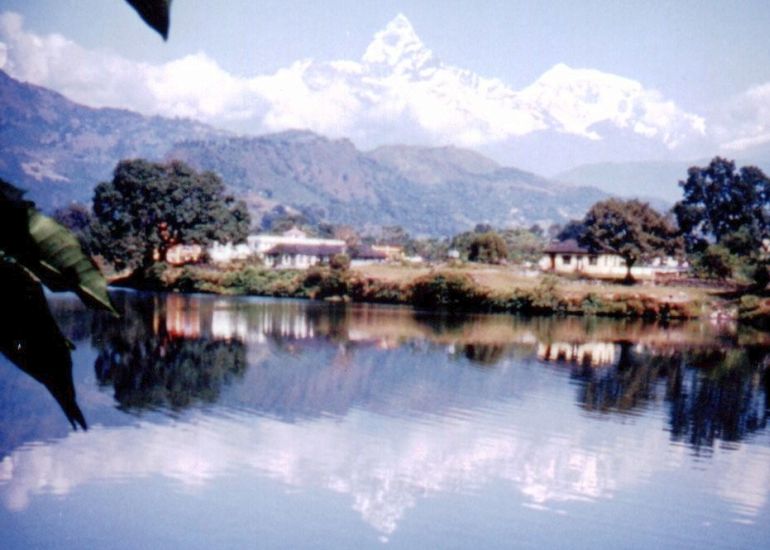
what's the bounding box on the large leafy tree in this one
[673,157,770,255]
[91,159,250,272]
[579,198,680,281]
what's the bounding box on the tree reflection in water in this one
[91,293,247,412]
[570,342,769,451]
[668,348,769,449]
[86,293,768,451]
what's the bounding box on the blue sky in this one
[3,0,769,111]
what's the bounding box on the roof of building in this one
[282,227,308,238]
[351,246,388,260]
[265,243,345,256]
[543,239,609,255]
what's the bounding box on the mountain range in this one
[0,69,612,235]
[5,12,767,177]
[167,133,608,235]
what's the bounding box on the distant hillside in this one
[1,70,609,235]
[168,133,608,235]
[367,145,500,184]
[0,70,223,211]
[556,157,770,204]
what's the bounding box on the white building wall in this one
[540,252,684,279]
[248,235,345,257]
[208,242,252,264]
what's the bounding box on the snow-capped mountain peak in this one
[362,14,434,72]
[518,62,706,146]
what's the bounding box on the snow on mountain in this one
[362,13,435,72]
[518,63,706,147]
[0,10,726,169]
[249,14,706,154]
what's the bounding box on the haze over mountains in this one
[3,12,769,177]
[167,132,608,235]
[0,68,609,235]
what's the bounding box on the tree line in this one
[55,156,770,287]
[539,156,769,284]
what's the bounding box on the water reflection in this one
[84,293,770,446]
[1,293,769,544]
[91,294,248,412]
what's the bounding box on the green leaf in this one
[26,210,118,315]
[125,0,172,40]
[0,179,117,315]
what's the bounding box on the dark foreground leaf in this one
[0,262,87,430]
[125,0,172,40]
[0,178,117,315]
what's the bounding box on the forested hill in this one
[167,134,608,235]
[0,70,223,211]
[0,70,608,235]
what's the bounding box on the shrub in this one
[349,277,407,304]
[330,253,351,271]
[530,275,564,313]
[409,272,484,310]
[301,266,351,299]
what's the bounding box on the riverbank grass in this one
[125,261,733,321]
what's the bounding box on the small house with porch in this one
[539,239,626,277]
[539,239,687,279]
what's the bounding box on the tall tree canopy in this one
[673,157,770,255]
[580,198,680,280]
[91,160,250,271]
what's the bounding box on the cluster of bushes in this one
[132,262,303,296]
[138,263,699,320]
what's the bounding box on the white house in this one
[350,246,389,267]
[207,242,253,264]
[208,228,346,266]
[539,239,626,276]
[539,239,686,279]
[247,229,345,258]
[264,243,346,269]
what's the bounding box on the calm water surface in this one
[1,291,769,548]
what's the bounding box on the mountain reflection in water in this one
[1,291,769,546]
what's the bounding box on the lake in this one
[1,291,769,548]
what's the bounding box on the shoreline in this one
[107,262,770,326]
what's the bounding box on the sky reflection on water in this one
[1,292,769,548]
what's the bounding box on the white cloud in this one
[2,397,766,536]
[0,401,669,534]
[716,83,770,152]
[0,11,717,153]
[0,11,264,123]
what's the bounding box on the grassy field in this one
[354,263,719,304]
